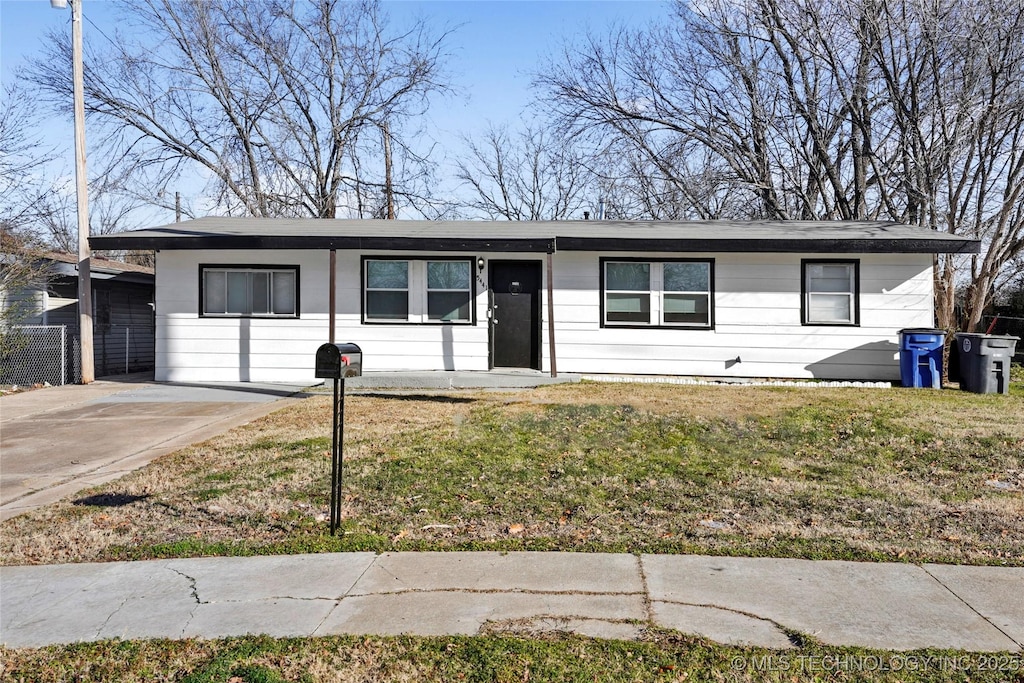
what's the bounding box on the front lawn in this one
[2,382,1021,566]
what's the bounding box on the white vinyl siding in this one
[554,252,932,381]
[157,250,491,382]
[155,249,933,383]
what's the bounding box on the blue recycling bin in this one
[899,328,946,388]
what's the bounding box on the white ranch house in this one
[90,219,979,384]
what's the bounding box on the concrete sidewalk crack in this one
[347,554,383,598]
[480,614,645,636]
[920,565,1022,648]
[635,554,654,624]
[166,567,203,638]
[653,598,800,640]
[168,567,203,605]
[342,587,646,599]
[94,594,132,640]
[311,552,381,636]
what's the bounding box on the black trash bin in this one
[955,333,1020,394]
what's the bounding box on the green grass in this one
[2,384,1021,566]
[3,633,1022,683]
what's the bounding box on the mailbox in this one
[315,342,362,379]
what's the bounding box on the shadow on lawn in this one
[352,393,479,404]
[73,493,151,508]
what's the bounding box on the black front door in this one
[490,261,541,369]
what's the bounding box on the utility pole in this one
[52,0,94,383]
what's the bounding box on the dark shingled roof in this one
[89,218,980,254]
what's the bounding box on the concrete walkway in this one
[2,552,1021,652]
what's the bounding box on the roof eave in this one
[88,234,555,253]
[555,236,981,254]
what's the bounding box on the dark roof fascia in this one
[47,260,155,282]
[555,236,981,254]
[88,234,555,253]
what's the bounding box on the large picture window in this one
[602,259,713,328]
[803,260,859,325]
[363,258,474,324]
[201,266,298,317]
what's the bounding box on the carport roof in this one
[89,217,981,254]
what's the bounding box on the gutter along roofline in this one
[88,218,981,255]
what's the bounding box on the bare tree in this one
[0,229,55,361]
[454,123,595,220]
[0,83,62,234]
[27,0,452,219]
[535,0,1024,330]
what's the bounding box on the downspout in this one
[546,243,557,378]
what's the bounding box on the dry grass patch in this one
[4,633,1022,683]
[1,383,1021,566]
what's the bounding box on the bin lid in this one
[899,328,946,335]
[955,333,1021,341]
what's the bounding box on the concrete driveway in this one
[0,375,310,521]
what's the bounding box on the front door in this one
[490,261,541,369]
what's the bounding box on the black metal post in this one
[330,376,346,534]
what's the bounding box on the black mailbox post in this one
[315,343,363,379]
[315,342,362,534]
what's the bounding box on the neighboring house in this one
[1,252,155,382]
[90,218,979,384]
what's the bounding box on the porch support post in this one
[329,249,336,344]
[546,250,557,377]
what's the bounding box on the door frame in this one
[488,259,543,370]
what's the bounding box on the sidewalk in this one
[2,552,1021,651]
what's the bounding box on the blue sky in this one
[1,0,670,219]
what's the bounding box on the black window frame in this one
[199,264,300,319]
[801,259,860,326]
[599,257,715,330]
[361,256,477,325]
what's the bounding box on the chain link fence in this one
[0,325,70,386]
[1,324,156,386]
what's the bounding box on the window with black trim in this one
[201,266,298,317]
[602,259,713,328]
[802,260,858,325]
[363,258,473,323]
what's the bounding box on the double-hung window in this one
[426,261,472,321]
[802,260,858,325]
[602,259,713,328]
[364,258,473,323]
[201,266,298,317]
[365,260,410,320]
